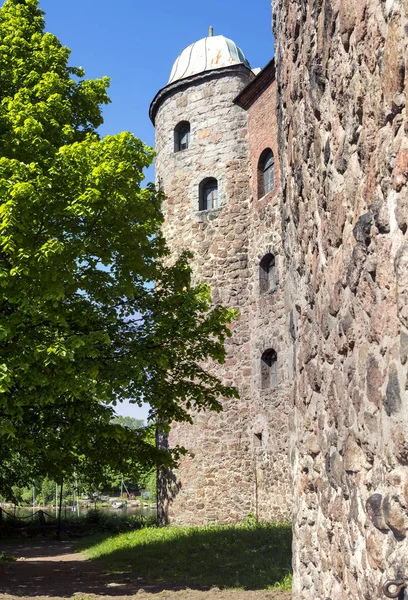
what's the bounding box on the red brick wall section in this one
[247,80,280,211]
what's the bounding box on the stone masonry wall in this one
[155,69,257,524]
[153,67,292,525]
[273,0,408,597]
[246,78,292,521]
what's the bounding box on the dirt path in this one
[0,541,291,600]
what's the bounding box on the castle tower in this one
[150,32,292,524]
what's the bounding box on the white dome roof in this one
[168,34,251,85]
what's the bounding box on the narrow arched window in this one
[261,349,278,390]
[259,253,278,294]
[174,121,190,152]
[199,178,218,211]
[258,149,275,197]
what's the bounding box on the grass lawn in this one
[75,521,292,591]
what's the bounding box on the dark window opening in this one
[261,349,278,390]
[254,432,263,447]
[174,121,190,152]
[260,253,278,294]
[258,149,275,197]
[199,178,218,211]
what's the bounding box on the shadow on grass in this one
[76,522,292,591]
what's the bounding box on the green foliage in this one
[110,416,144,430]
[274,573,292,592]
[1,460,150,506]
[140,469,156,498]
[83,508,156,533]
[37,477,57,505]
[0,505,156,535]
[0,552,17,562]
[0,0,238,498]
[242,512,260,527]
[76,522,292,591]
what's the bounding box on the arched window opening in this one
[174,121,190,152]
[260,253,278,294]
[258,149,275,197]
[261,349,278,390]
[199,178,218,211]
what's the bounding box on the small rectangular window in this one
[261,349,278,390]
[260,254,277,294]
[174,121,190,152]
[199,178,218,211]
[258,149,275,198]
[180,131,190,151]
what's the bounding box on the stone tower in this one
[150,32,292,525]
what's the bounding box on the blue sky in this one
[39,0,275,157]
[32,0,275,421]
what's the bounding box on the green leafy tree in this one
[140,469,157,498]
[105,416,148,495]
[0,0,238,499]
[111,416,144,430]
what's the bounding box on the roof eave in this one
[149,63,254,125]
[234,58,276,110]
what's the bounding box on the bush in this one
[0,552,16,562]
[84,509,156,533]
[84,508,104,524]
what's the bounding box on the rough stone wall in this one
[153,67,292,525]
[273,0,408,597]
[246,78,292,521]
[155,69,257,525]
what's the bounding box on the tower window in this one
[253,432,263,447]
[261,349,278,390]
[259,253,278,294]
[258,149,275,197]
[199,178,218,211]
[174,121,190,152]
